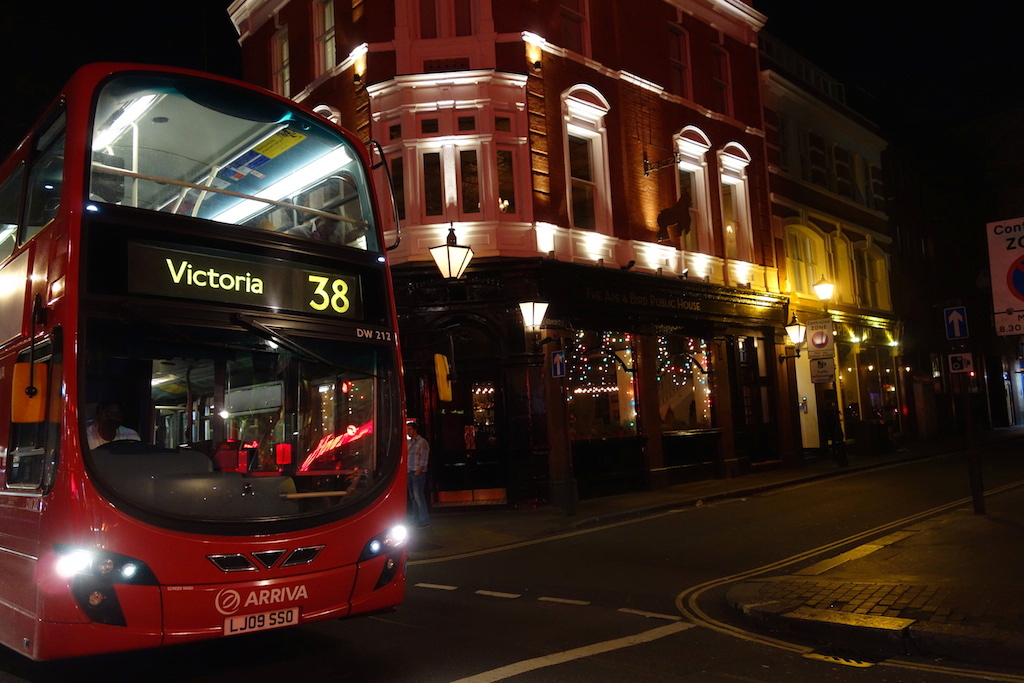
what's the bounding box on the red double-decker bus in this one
[0,63,408,660]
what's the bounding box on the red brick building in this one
[228,0,819,509]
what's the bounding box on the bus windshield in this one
[80,314,400,527]
[88,73,379,251]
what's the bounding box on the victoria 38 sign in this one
[127,243,363,319]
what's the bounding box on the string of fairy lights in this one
[565,331,713,433]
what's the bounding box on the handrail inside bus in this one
[90,162,371,231]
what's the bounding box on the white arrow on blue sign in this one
[551,350,566,378]
[944,306,969,340]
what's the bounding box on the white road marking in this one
[415,582,458,591]
[450,622,694,683]
[538,596,590,605]
[475,590,521,599]
[617,607,682,621]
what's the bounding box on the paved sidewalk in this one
[408,427,1024,669]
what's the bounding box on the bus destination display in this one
[127,243,363,319]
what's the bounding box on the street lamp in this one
[813,276,834,304]
[430,225,474,280]
[779,314,806,362]
[518,301,549,332]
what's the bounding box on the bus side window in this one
[8,337,61,490]
[24,112,66,242]
[0,163,25,263]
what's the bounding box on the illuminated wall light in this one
[583,231,607,260]
[690,253,712,279]
[730,259,752,286]
[535,221,557,254]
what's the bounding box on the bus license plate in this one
[223,607,300,635]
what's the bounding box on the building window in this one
[834,146,855,200]
[422,151,444,216]
[568,134,597,230]
[419,0,474,39]
[784,223,827,296]
[559,0,589,56]
[718,142,752,262]
[831,230,856,305]
[868,165,885,212]
[420,145,483,221]
[497,149,516,214]
[459,149,480,214]
[272,26,291,97]
[668,25,690,99]
[566,330,637,440]
[656,335,712,430]
[420,0,438,38]
[711,43,732,117]
[670,127,712,253]
[807,132,829,188]
[314,0,337,77]
[856,247,889,309]
[454,0,473,36]
[562,86,610,233]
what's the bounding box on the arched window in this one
[718,142,752,262]
[669,126,711,252]
[562,86,611,232]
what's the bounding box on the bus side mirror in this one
[434,353,452,403]
[11,362,48,423]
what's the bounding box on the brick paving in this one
[752,577,1024,631]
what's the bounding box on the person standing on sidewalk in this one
[406,421,430,527]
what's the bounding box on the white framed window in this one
[856,245,890,310]
[718,142,752,262]
[272,26,291,97]
[831,230,856,305]
[783,222,827,297]
[672,126,712,252]
[419,144,482,222]
[562,85,610,233]
[314,0,337,77]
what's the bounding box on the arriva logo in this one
[215,585,308,615]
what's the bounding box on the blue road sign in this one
[944,306,969,340]
[551,350,566,378]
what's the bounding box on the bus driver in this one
[86,400,142,449]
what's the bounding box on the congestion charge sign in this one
[126,243,362,319]
[987,216,1024,336]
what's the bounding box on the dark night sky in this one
[2,2,1022,156]
[754,1,1024,142]
[1,1,241,158]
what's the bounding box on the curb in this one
[727,581,1024,668]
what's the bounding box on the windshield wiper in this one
[231,313,380,379]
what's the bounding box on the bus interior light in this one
[92,94,159,150]
[210,146,354,225]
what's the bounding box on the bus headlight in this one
[358,525,407,589]
[54,545,158,626]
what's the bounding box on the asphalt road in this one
[6,444,1024,682]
